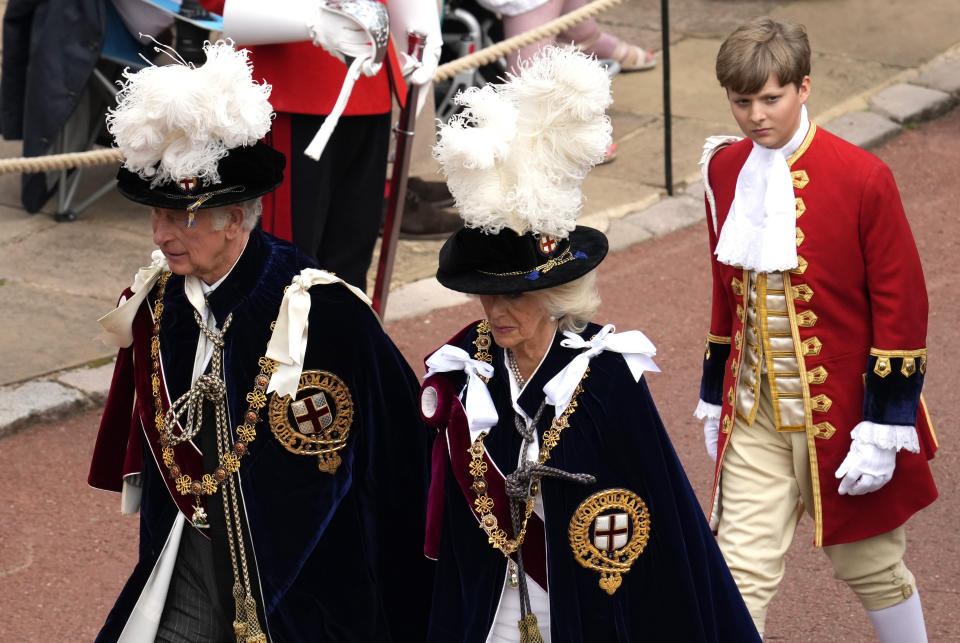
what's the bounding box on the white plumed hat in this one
[433,45,613,239]
[107,40,285,211]
[433,46,613,295]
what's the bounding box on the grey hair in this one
[211,197,263,232]
[531,271,601,333]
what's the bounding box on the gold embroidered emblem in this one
[811,393,832,413]
[792,283,814,302]
[796,228,805,247]
[795,197,806,219]
[792,170,809,189]
[796,310,818,328]
[731,278,744,296]
[569,489,650,596]
[813,422,836,439]
[807,365,828,384]
[802,336,822,356]
[268,370,353,473]
[791,256,809,275]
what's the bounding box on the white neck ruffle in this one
[715,105,809,272]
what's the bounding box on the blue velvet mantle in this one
[89,230,433,641]
[423,322,760,642]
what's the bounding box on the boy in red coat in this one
[696,17,937,641]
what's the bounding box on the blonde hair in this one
[532,271,601,333]
[716,17,810,94]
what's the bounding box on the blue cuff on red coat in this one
[700,338,732,406]
[862,352,926,425]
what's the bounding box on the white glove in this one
[834,421,918,496]
[310,7,383,76]
[694,399,722,463]
[703,416,720,463]
[388,0,442,113]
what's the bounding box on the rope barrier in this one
[0,0,625,175]
[434,0,625,82]
[0,147,123,175]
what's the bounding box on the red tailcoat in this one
[201,0,405,116]
[700,124,938,546]
[200,0,407,240]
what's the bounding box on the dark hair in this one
[716,17,811,94]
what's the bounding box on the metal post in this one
[660,0,673,196]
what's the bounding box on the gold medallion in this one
[568,488,651,595]
[268,370,353,473]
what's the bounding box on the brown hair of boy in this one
[716,17,811,94]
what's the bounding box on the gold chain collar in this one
[149,271,273,642]
[466,320,590,557]
[151,272,277,507]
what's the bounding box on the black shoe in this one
[407,177,454,207]
[398,190,462,239]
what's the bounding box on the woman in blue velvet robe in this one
[418,226,761,643]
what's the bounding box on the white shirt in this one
[486,348,551,643]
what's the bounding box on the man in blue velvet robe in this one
[87,42,432,642]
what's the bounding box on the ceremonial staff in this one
[373,30,425,316]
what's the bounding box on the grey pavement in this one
[1,0,959,434]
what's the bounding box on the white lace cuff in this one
[851,421,920,454]
[694,399,723,420]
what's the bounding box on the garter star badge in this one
[568,488,651,595]
[268,370,353,473]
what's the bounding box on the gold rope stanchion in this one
[0,0,626,175]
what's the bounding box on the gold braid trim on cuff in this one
[869,347,927,358]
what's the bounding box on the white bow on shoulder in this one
[265,268,372,397]
[98,249,169,348]
[543,324,660,417]
[424,344,498,438]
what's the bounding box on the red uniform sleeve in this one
[858,163,928,425]
[700,165,734,405]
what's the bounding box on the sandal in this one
[600,142,617,165]
[610,40,657,72]
[574,29,657,73]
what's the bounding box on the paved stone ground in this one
[2,102,958,642]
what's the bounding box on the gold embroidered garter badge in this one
[268,370,353,473]
[568,488,651,595]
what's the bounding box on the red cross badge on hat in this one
[538,234,558,257]
[178,177,198,193]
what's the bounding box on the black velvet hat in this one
[437,225,608,294]
[115,141,285,211]
[107,41,279,214]
[431,46,615,295]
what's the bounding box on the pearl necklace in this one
[507,349,526,389]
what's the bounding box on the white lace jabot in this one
[715,105,810,272]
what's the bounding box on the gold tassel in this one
[243,593,267,643]
[518,614,545,643]
[232,582,248,639]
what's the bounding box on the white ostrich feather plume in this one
[106,41,273,188]
[433,46,612,238]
